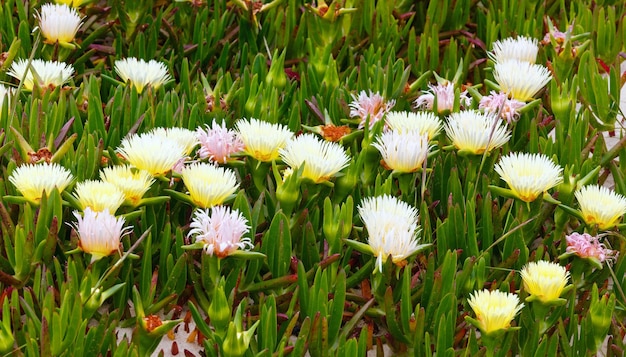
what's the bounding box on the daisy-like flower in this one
[36,3,83,48]
[149,127,198,156]
[114,58,171,93]
[8,59,74,91]
[479,91,526,123]
[117,132,187,176]
[9,163,73,203]
[349,90,395,129]
[575,185,626,230]
[444,110,510,155]
[358,195,425,272]
[187,206,252,257]
[489,36,539,64]
[467,289,524,336]
[372,130,431,173]
[564,232,618,267]
[181,163,239,208]
[71,207,132,262]
[100,165,155,206]
[494,152,563,202]
[414,82,472,114]
[520,261,570,304]
[493,59,552,102]
[385,111,442,139]
[279,133,350,183]
[236,118,293,162]
[196,121,244,164]
[73,180,126,213]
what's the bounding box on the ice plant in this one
[187,206,252,257]
[489,36,539,64]
[100,165,155,206]
[71,208,132,262]
[414,82,471,114]
[236,118,293,162]
[8,59,74,91]
[479,91,525,123]
[36,3,83,48]
[9,163,73,204]
[279,133,350,183]
[575,185,626,230]
[117,132,187,176]
[521,261,570,304]
[73,180,126,213]
[196,120,244,164]
[444,110,510,155]
[562,232,618,267]
[54,0,91,7]
[349,90,395,129]
[494,152,563,202]
[180,163,239,208]
[149,127,198,156]
[114,58,172,93]
[385,111,442,139]
[358,195,426,272]
[467,289,524,336]
[493,59,552,102]
[372,130,431,173]
[0,84,12,109]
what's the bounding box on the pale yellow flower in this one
[36,3,83,47]
[72,207,132,262]
[279,133,350,183]
[468,289,523,335]
[372,130,431,173]
[445,110,510,155]
[181,163,239,208]
[9,163,73,203]
[54,0,91,8]
[493,59,552,102]
[117,132,187,176]
[489,36,539,64]
[236,118,293,162]
[575,185,626,230]
[521,261,570,304]
[8,59,74,91]
[149,127,198,156]
[114,58,172,93]
[494,152,563,202]
[100,165,155,206]
[385,111,442,139]
[73,180,126,213]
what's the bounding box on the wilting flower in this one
[479,91,526,123]
[575,185,626,230]
[493,59,552,102]
[444,110,510,155]
[494,152,563,202]
[358,195,426,272]
[414,82,472,114]
[100,165,155,206]
[467,289,524,336]
[489,36,539,64]
[36,3,83,48]
[236,118,293,162]
[521,261,570,304]
[117,132,187,176]
[73,180,126,213]
[563,232,618,267]
[71,207,132,262]
[114,58,171,93]
[385,111,442,139]
[9,163,73,203]
[0,84,12,109]
[181,163,239,208]
[8,59,74,91]
[349,90,395,129]
[196,121,244,164]
[372,130,431,173]
[187,206,252,257]
[149,127,198,156]
[279,133,350,183]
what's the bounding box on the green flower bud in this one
[208,284,231,336]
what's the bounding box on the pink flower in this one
[479,91,525,123]
[71,207,132,262]
[196,121,244,164]
[414,82,471,114]
[187,206,252,258]
[565,232,618,266]
[349,91,395,129]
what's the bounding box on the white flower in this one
[385,111,442,139]
[575,185,626,230]
[196,121,244,164]
[489,36,539,64]
[117,132,188,176]
[493,59,552,101]
[149,127,198,156]
[181,163,239,208]
[279,133,350,183]
[372,130,431,173]
[358,195,424,272]
[479,91,525,123]
[36,3,83,47]
[236,118,293,162]
[187,206,252,257]
[0,84,12,110]
[9,163,73,203]
[8,59,74,91]
[71,207,132,262]
[494,152,563,202]
[73,180,126,213]
[349,91,395,129]
[444,110,510,155]
[100,165,155,206]
[414,82,472,114]
[114,58,172,93]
